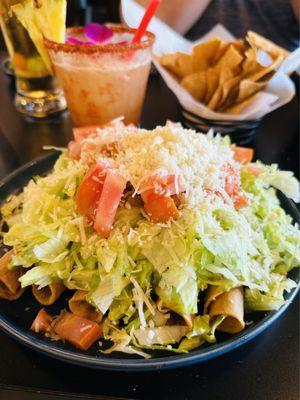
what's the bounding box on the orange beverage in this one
[45,26,155,126]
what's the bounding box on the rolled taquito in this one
[69,290,102,323]
[0,250,24,300]
[32,281,65,305]
[204,285,245,334]
[182,314,193,331]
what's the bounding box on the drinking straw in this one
[132,0,161,43]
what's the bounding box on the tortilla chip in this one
[246,31,290,59]
[242,47,259,74]
[159,52,193,79]
[207,40,244,110]
[207,83,222,110]
[207,45,244,110]
[181,71,207,101]
[207,88,223,109]
[214,44,244,74]
[212,41,230,65]
[245,55,283,82]
[192,37,223,72]
[216,75,242,110]
[219,87,239,111]
[224,92,260,114]
[232,39,247,54]
[220,78,265,111]
[204,68,219,104]
[236,79,266,103]
[207,67,235,110]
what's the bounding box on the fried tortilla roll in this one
[204,286,245,334]
[32,281,65,305]
[0,250,24,300]
[182,314,193,331]
[69,290,102,323]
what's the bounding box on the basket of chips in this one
[155,30,298,143]
[122,2,300,143]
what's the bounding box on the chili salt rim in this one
[44,25,155,55]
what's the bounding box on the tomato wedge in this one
[73,119,126,142]
[68,140,82,160]
[54,312,102,351]
[223,164,240,196]
[31,308,53,334]
[76,158,125,235]
[223,163,248,209]
[232,146,254,165]
[233,192,248,209]
[68,127,100,159]
[76,161,108,220]
[73,125,101,142]
[94,170,127,237]
[140,173,185,203]
[247,164,262,176]
[144,196,180,223]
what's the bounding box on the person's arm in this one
[131,0,212,34]
[291,0,299,20]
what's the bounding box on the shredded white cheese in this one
[78,123,237,207]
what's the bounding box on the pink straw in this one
[132,0,161,43]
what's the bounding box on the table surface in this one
[0,52,299,400]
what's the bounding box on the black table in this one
[0,53,299,400]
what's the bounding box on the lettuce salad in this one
[1,123,299,356]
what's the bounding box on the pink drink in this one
[44,26,154,126]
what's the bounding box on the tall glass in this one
[0,0,66,117]
[44,26,155,126]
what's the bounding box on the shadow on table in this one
[0,129,20,178]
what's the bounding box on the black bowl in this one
[0,152,298,371]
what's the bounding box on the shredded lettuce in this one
[101,320,151,358]
[259,165,300,202]
[33,237,68,263]
[155,265,198,316]
[178,315,224,351]
[133,325,188,346]
[64,269,99,291]
[109,286,136,323]
[245,274,297,311]
[90,276,115,315]
[20,257,72,288]
[90,274,129,315]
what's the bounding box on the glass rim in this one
[44,25,155,55]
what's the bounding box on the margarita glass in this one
[44,26,155,126]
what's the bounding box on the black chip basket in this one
[179,106,263,145]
